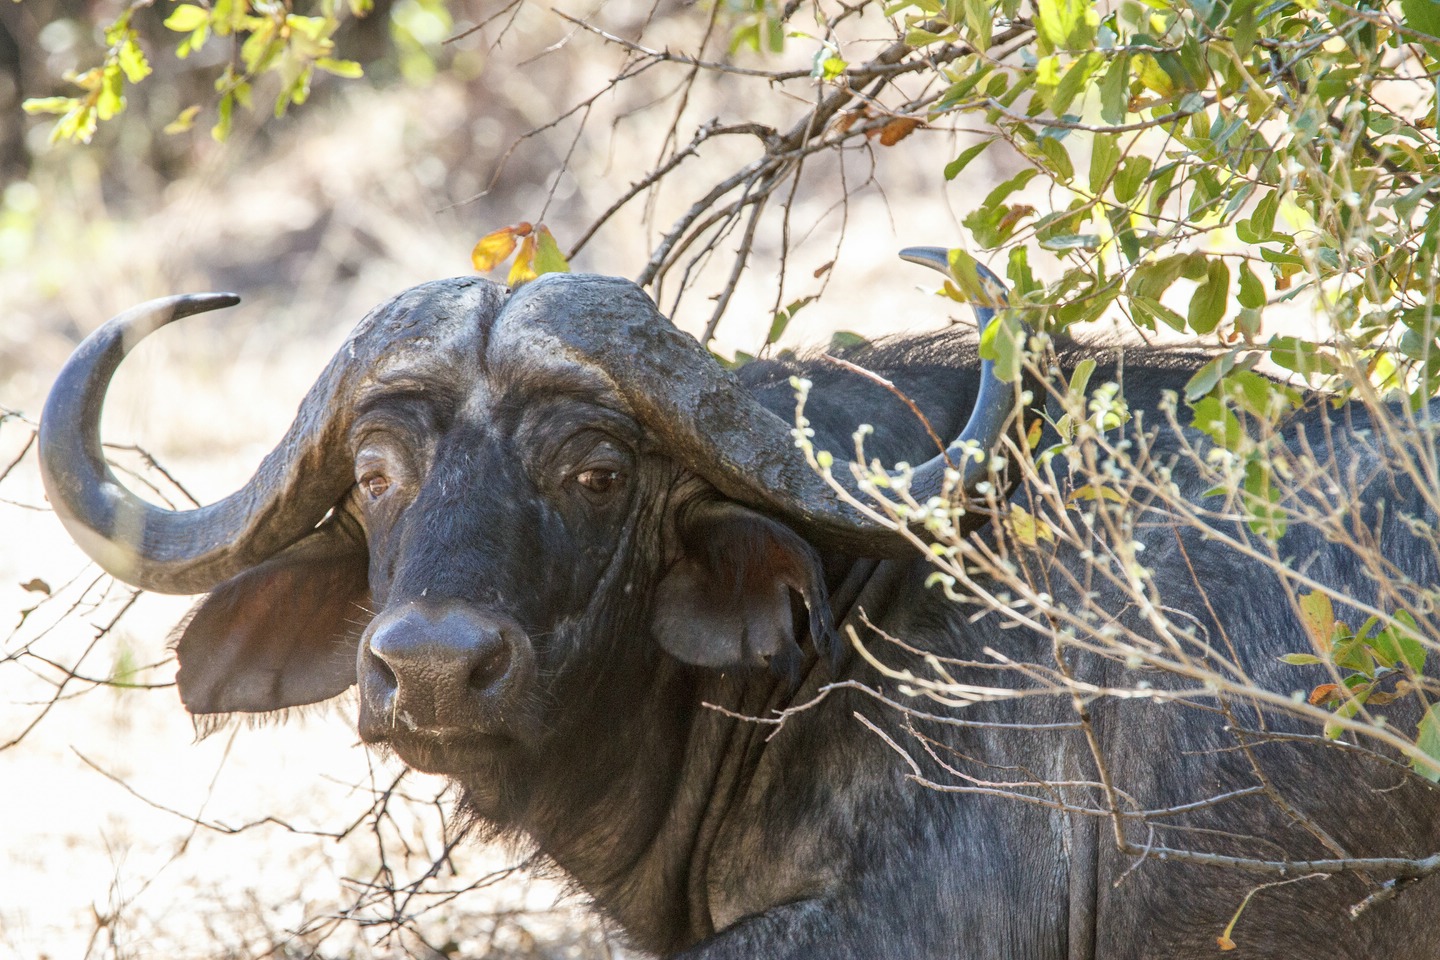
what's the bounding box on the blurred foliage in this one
[471,221,572,285]
[25,0,368,142]
[15,0,1440,391]
[884,0,1440,410]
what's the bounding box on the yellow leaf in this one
[1133,53,1175,97]
[316,58,364,79]
[471,227,518,272]
[507,234,538,286]
[164,4,211,32]
[1068,484,1125,505]
[22,97,77,116]
[1297,591,1335,654]
[164,105,201,134]
[1005,505,1054,547]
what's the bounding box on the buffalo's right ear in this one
[174,514,371,716]
[652,501,835,680]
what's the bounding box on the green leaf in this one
[532,225,570,276]
[1414,704,1440,781]
[1191,395,1242,448]
[1269,336,1339,377]
[1228,0,1259,56]
[1089,132,1120,196]
[1132,295,1187,332]
[1037,134,1075,181]
[1371,611,1426,675]
[1237,190,1281,244]
[1400,0,1440,44]
[212,90,235,142]
[1133,52,1176,97]
[164,104,202,134]
[1237,262,1265,310]
[1039,233,1100,251]
[96,65,124,121]
[1067,357,1096,399]
[981,168,1040,209]
[1243,458,1287,538]
[1099,53,1131,125]
[1113,155,1151,203]
[1187,259,1230,335]
[176,23,210,58]
[1395,610,1426,673]
[979,309,1026,383]
[961,0,994,49]
[1279,653,1324,666]
[1006,245,1037,295]
[945,139,993,181]
[1331,633,1374,674]
[768,296,816,345]
[1036,0,1094,51]
[1184,349,1242,401]
[1051,51,1102,116]
[1129,254,1190,301]
[1223,369,1298,419]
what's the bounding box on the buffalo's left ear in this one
[174,515,371,715]
[652,501,835,679]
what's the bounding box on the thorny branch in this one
[533,6,1033,337]
[773,339,1440,923]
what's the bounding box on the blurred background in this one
[0,0,1011,955]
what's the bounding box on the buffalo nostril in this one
[467,642,510,693]
[372,652,398,691]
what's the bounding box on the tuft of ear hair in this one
[651,501,837,684]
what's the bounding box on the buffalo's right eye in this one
[360,470,391,499]
[575,468,622,495]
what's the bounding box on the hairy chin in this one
[454,774,538,845]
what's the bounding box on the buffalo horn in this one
[37,293,363,594]
[38,277,507,595]
[500,249,1027,559]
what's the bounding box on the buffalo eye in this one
[359,469,391,499]
[575,468,623,496]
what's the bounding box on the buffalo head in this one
[38,259,1018,817]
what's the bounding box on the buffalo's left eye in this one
[361,470,391,499]
[575,468,623,495]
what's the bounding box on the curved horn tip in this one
[898,246,951,275]
[104,292,244,345]
[167,292,242,319]
[899,247,1009,289]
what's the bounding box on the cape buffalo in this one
[38,251,1440,958]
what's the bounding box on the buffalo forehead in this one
[485,273,658,414]
[341,276,505,405]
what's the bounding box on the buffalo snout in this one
[357,602,537,753]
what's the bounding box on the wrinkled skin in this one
[51,275,1440,958]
